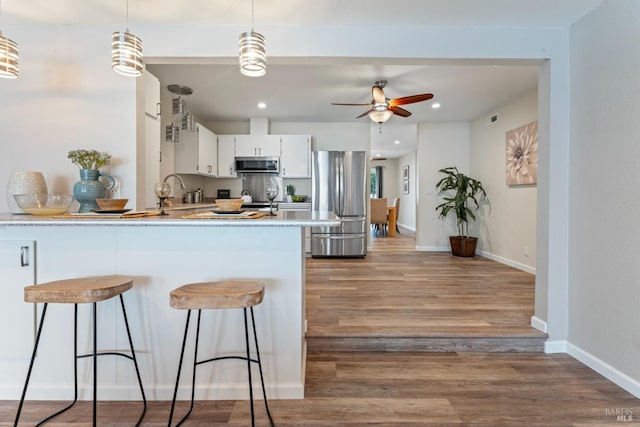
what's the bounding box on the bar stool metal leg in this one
[16,298,146,427]
[14,303,49,426]
[250,307,275,426]
[243,308,256,426]
[118,294,147,426]
[168,309,192,427]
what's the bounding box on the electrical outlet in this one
[524,246,529,257]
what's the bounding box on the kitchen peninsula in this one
[0,210,338,402]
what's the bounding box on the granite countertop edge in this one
[0,211,340,227]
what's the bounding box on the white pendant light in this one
[239,0,266,77]
[0,0,18,79]
[368,109,393,124]
[111,0,143,77]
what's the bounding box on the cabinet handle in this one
[156,102,161,117]
[20,245,29,267]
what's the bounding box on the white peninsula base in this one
[0,211,337,402]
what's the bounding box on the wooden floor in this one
[306,228,547,352]
[4,229,640,425]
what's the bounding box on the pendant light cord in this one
[251,0,254,31]
[125,0,129,31]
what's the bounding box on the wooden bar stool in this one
[14,275,147,427]
[168,280,274,427]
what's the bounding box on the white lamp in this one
[368,109,393,124]
[239,0,266,77]
[112,0,143,77]
[0,0,18,79]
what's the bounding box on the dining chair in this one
[370,197,388,237]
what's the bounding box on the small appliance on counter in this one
[217,189,230,199]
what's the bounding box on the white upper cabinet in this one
[143,71,161,209]
[235,135,281,157]
[175,123,218,177]
[280,135,311,178]
[144,72,161,119]
[217,135,237,177]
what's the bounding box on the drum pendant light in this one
[0,0,19,79]
[112,0,143,77]
[239,0,266,77]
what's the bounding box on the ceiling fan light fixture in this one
[369,109,393,124]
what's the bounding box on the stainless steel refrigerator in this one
[311,150,367,257]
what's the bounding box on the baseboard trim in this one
[413,246,536,275]
[415,245,450,252]
[530,316,547,333]
[567,342,640,399]
[544,339,567,353]
[478,250,536,275]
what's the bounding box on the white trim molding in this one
[544,339,567,354]
[567,342,640,399]
[478,250,536,275]
[530,316,547,333]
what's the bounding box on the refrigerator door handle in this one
[314,234,366,240]
[339,216,366,222]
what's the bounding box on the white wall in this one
[416,122,470,250]
[0,17,573,369]
[0,25,137,211]
[568,0,640,395]
[471,89,538,272]
[397,151,417,231]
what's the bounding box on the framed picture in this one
[506,121,538,186]
[402,165,409,194]
[402,165,410,194]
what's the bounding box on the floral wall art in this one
[506,120,538,186]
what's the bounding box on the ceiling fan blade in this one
[372,85,386,104]
[356,108,374,119]
[390,106,412,117]
[388,93,434,106]
[331,102,373,106]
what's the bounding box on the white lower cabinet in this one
[0,240,36,361]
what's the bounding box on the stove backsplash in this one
[241,174,284,202]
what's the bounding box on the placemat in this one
[182,211,267,220]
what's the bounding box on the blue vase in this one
[73,169,115,213]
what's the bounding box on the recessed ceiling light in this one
[258,102,267,109]
[394,140,400,145]
[376,153,381,157]
[432,103,441,109]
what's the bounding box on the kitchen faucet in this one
[163,174,186,190]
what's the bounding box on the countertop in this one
[0,210,339,227]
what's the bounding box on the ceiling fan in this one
[331,80,434,124]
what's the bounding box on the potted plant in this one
[435,166,487,257]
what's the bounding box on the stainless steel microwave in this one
[235,157,280,173]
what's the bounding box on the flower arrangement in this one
[67,149,111,170]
